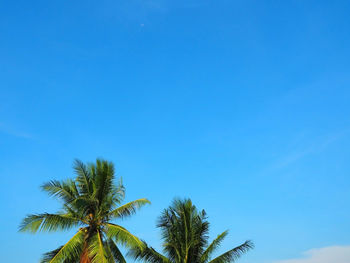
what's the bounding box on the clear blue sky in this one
[1,1,350,263]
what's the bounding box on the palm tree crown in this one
[20,159,150,263]
[130,198,253,263]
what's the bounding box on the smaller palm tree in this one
[130,198,253,263]
[20,159,150,263]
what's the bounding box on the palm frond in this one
[88,231,108,263]
[63,204,87,224]
[93,159,115,205]
[41,179,78,203]
[104,223,143,248]
[108,198,151,219]
[69,196,99,217]
[42,229,85,263]
[200,231,228,262]
[19,213,81,233]
[73,159,93,196]
[40,247,79,263]
[208,240,254,263]
[107,239,127,263]
[128,241,170,263]
[111,177,125,205]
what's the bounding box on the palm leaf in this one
[73,159,92,195]
[93,159,115,205]
[108,198,151,219]
[128,242,170,263]
[200,231,228,262]
[40,247,79,263]
[41,179,78,203]
[43,229,85,263]
[104,223,143,248]
[208,240,254,263]
[110,178,126,204]
[88,231,108,263]
[19,213,81,233]
[107,239,127,263]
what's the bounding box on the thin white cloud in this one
[0,123,32,139]
[271,129,349,170]
[275,245,350,263]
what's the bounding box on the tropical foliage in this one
[19,159,150,263]
[130,198,253,263]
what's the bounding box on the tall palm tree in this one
[130,198,253,263]
[20,159,150,263]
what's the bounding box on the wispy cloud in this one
[0,123,32,139]
[271,129,349,170]
[274,245,350,263]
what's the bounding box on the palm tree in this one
[20,159,150,263]
[130,198,253,263]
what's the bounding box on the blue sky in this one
[1,0,350,262]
